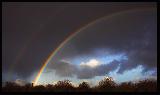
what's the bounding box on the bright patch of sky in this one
[109,65,157,83]
[69,52,128,65]
[33,50,156,86]
[30,68,84,86]
[32,64,156,86]
[80,59,101,68]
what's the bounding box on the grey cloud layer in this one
[48,60,120,79]
[50,8,157,77]
[2,2,156,81]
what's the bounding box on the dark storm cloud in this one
[48,60,120,79]
[49,61,78,77]
[2,2,156,81]
[53,7,157,75]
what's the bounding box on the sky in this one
[2,2,157,86]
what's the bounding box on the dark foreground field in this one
[2,78,157,92]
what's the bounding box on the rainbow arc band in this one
[33,8,153,86]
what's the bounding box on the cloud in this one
[48,60,78,77]
[52,8,157,75]
[77,60,120,79]
[2,3,156,82]
[80,59,101,68]
[15,79,27,86]
[48,59,120,79]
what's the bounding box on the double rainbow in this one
[33,8,152,86]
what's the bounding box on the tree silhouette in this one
[53,80,74,92]
[135,79,157,92]
[97,77,116,91]
[32,85,46,92]
[78,82,90,91]
[2,81,25,92]
[117,82,135,92]
[2,77,157,92]
[45,84,54,91]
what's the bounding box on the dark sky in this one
[47,7,157,80]
[2,2,157,83]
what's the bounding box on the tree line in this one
[2,77,157,92]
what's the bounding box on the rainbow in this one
[33,8,152,86]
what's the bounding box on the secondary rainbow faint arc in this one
[33,8,152,86]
